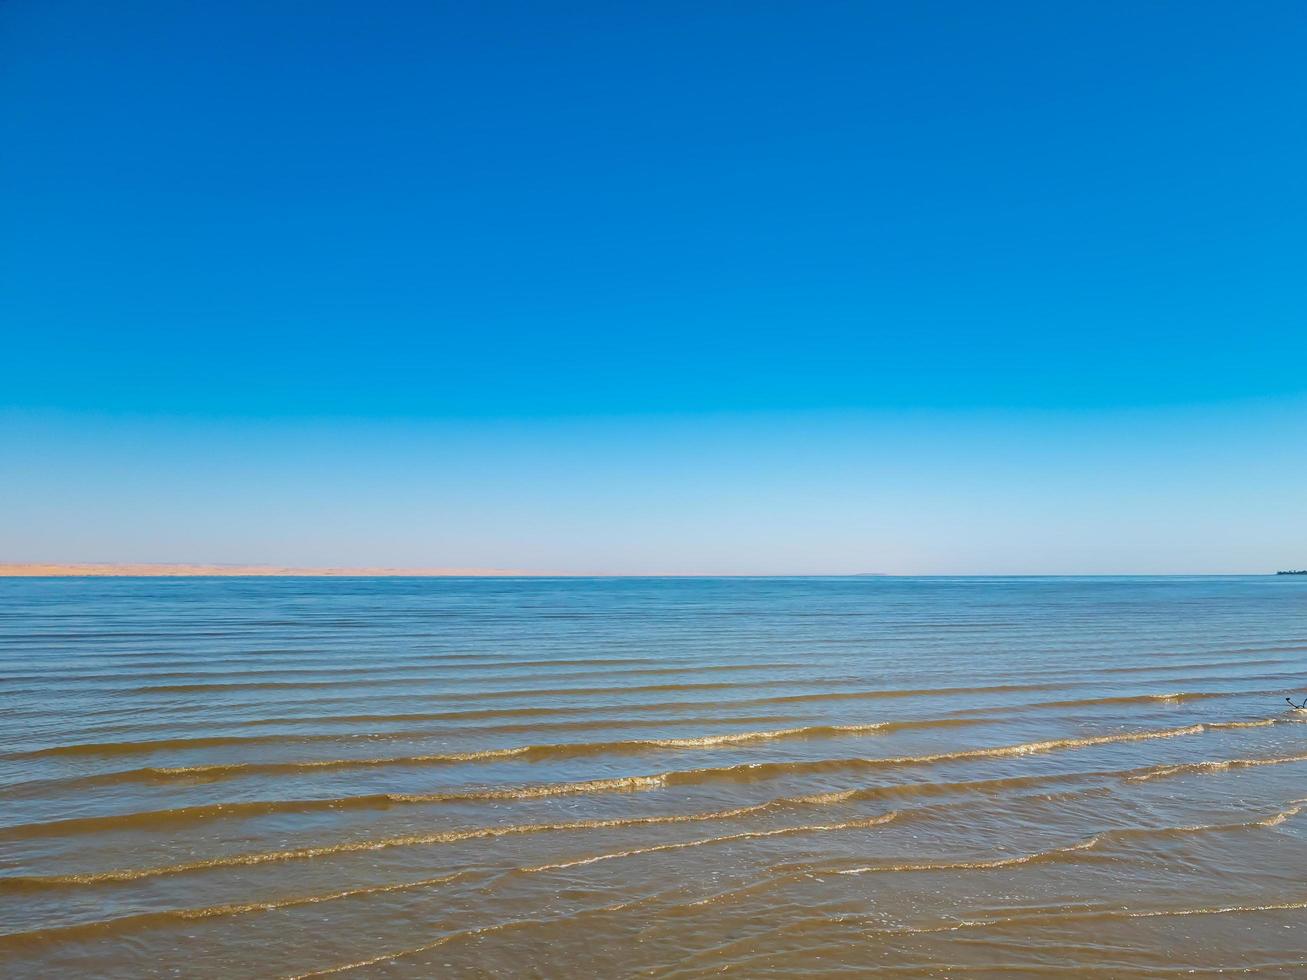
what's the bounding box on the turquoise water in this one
[2,576,1305,976]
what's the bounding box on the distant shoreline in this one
[0,563,549,578]
[0,564,1283,578]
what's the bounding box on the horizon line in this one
[0,563,1287,579]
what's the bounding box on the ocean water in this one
[1,575,1305,977]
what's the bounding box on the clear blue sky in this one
[2,2,1305,573]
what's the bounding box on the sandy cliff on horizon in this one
[0,563,547,577]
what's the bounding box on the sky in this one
[2,1,1305,574]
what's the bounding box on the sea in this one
[2,575,1305,977]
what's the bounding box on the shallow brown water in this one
[2,576,1305,977]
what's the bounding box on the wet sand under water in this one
[1,575,1305,977]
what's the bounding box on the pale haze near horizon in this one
[4,399,1304,575]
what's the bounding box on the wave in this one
[0,805,763,888]
[58,661,781,695]
[7,714,807,761]
[649,720,1281,788]
[0,812,898,946]
[5,747,1306,895]
[893,895,1307,938]
[0,779,1112,889]
[105,686,1265,748]
[38,718,986,786]
[1128,751,1307,782]
[0,661,471,685]
[0,772,681,842]
[52,675,1246,728]
[130,678,437,694]
[3,718,1283,844]
[9,801,1301,964]
[223,698,810,727]
[1085,657,1293,676]
[0,869,480,950]
[129,677,805,698]
[821,799,1306,876]
[9,780,1124,890]
[517,812,901,873]
[281,891,669,979]
[1016,691,1233,710]
[758,681,1064,704]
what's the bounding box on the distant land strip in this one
[0,563,555,578]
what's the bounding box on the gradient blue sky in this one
[3,2,1305,573]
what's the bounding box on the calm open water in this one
[2,576,1305,977]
